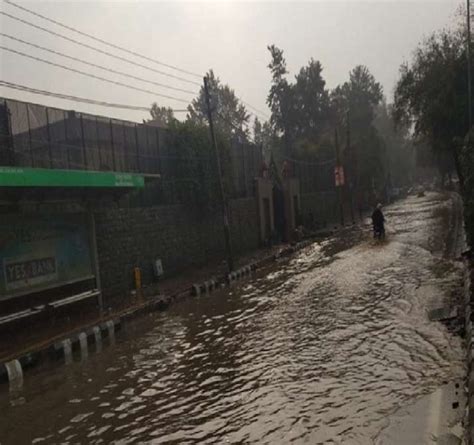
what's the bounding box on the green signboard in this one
[0,214,94,299]
[0,167,145,188]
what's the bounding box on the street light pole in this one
[203,76,234,272]
[468,0,472,130]
[346,110,355,224]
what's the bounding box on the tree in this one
[253,116,277,161]
[393,21,474,246]
[187,70,250,139]
[331,65,383,131]
[393,27,469,186]
[267,45,295,155]
[293,58,331,141]
[331,66,384,193]
[147,103,176,127]
[267,45,331,157]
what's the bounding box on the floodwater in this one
[0,193,466,444]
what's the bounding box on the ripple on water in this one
[0,195,465,444]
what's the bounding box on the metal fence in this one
[229,138,263,198]
[0,98,166,174]
[293,158,336,193]
[0,98,263,200]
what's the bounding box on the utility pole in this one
[468,0,472,131]
[335,129,345,227]
[346,111,355,224]
[203,76,234,272]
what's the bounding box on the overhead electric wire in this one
[0,46,191,104]
[0,11,201,87]
[1,6,271,121]
[1,4,270,128]
[216,110,257,144]
[0,80,189,112]
[240,99,270,121]
[4,0,203,79]
[1,33,197,95]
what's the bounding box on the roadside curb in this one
[189,239,316,295]
[0,318,121,385]
[0,237,318,389]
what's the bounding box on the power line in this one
[0,10,272,121]
[1,33,197,96]
[240,99,270,121]
[216,110,257,144]
[0,10,270,125]
[0,80,188,112]
[0,11,201,87]
[4,0,203,79]
[1,4,271,124]
[0,46,192,104]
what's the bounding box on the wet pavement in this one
[0,192,467,444]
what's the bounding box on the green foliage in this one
[165,119,227,211]
[253,116,279,161]
[148,103,176,127]
[393,27,468,168]
[331,65,383,131]
[267,45,331,154]
[294,59,331,141]
[393,22,474,246]
[187,70,250,139]
[265,44,408,197]
[331,65,385,191]
[266,45,295,153]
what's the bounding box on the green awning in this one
[0,166,145,188]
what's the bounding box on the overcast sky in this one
[0,0,462,124]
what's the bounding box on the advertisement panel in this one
[0,214,93,299]
[334,165,345,187]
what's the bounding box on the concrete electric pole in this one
[346,110,355,224]
[335,129,345,227]
[203,76,234,272]
[468,0,472,130]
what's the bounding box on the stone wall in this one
[94,197,259,307]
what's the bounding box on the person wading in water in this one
[371,203,385,240]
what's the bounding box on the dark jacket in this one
[371,208,385,228]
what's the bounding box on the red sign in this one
[334,165,345,187]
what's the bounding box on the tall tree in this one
[293,58,331,140]
[147,103,176,127]
[187,70,250,138]
[393,27,469,186]
[267,45,331,156]
[267,45,295,155]
[253,116,277,161]
[331,65,384,192]
[331,65,383,131]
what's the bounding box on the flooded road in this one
[0,192,466,444]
